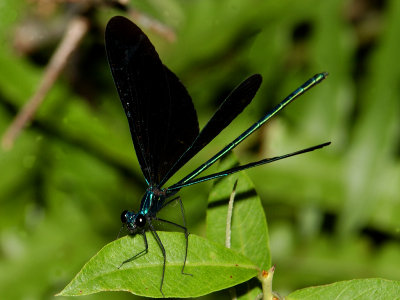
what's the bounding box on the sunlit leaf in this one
[287,278,400,300]
[58,232,258,298]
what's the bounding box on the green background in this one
[0,0,399,299]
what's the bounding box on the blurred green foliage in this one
[0,0,399,299]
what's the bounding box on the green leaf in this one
[58,232,258,298]
[287,278,400,300]
[207,153,271,270]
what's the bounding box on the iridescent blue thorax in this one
[121,187,168,233]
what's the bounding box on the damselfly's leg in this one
[159,196,192,276]
[148,221,166,297]
[156,217,192,277]
[118,231,148,268]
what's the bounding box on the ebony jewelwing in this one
[105,15,330,296]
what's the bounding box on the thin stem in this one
[258,266,276,300]
[225,180,238,249]
[226,180,238,300]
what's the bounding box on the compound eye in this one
[135,214,146,228]
[120,210,129,223]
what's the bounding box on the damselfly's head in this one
[121,210,146,233]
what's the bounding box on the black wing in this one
[158,74,262,186]
[105,16,199,185]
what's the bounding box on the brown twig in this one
[106,0,176,42]
[2,16,90,150]
[128,8,176,42]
